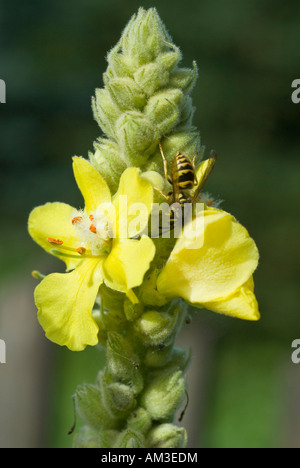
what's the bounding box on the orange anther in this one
[89,214,94,221]
[47,237,64,245]
[76,247,86,255]
[72,216,83,224]
[207,200,214,207]
[89,224,97,234]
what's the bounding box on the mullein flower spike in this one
[28,7,260,448]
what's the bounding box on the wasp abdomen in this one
[173,153,195,190]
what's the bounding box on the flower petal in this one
[72,156,111,212]
[35,259,103,351]
[196,277,260,321]
[103,236,155,301]
[157,208,259,304]
[28,202,80,270]
[112,167,153,238]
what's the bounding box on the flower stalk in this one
[28,7,260,448]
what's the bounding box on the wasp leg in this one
[192,152,198,186]
[158,138,173,185]
[153,186,171,201]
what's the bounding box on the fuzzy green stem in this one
[73,7,202,448]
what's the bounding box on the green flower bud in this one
[141,368,185,420]
[156,46,182,72]
[106,43,134,78]
[168,62,198,93]
[105,382,136,415]
[127,407,152,435]
[105,76,146,111]
[92,88,120,139]
[74,383,118,431]
[138,268,170,307]
[115,111,158,165]
[122,8,170,67]
[123,298,144,322]
[145,89,183,135]
[146,423,187,448]
[134,62,169,97]
[144,342,173,368]
[134,302,186,347]
[113,429,145,448]
[106,332,143,394]
[92,288,127,346]
[73,426,100,448]
[89,139,127,194]
[99,429,120,449]
[134,310,175,347]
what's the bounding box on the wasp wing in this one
[191,151,217,203]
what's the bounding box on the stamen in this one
[47,237,64,245]
[89,214,94,221]
[31,270,46,280]
[89,224,97,234]
[72,216,83,224]
[50,248,106,260]
[47,238,90,254]
[50,248,84,259]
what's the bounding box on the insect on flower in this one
[155,139,217,235]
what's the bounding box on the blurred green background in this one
[0,0,299,448]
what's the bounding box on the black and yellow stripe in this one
[172,152,195,190]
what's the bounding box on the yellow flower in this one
[156,207,260,321]
[28,157,155,351]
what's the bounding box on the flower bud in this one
[122,8,170,67]
[74,383,118,431]
[156,48,181,72]
[134,62,169,97]
[138,269,171,308]
[89,139,127,193]
[105,382,136,415]
[134,307,181,347]
[147,423,187,448]
[92,88,120,139]
[141,368,186,420]
[144,342,173,368]
[106,332,143,394]
[73,426,100,448]
[145,89,183,135]
[123,298,144,321]
[168,62,198,93]
[99,429,120,449]
[106,76,146,111]
[115,111,158,165]
[127,408,152,434]
[113,429,145,448]
[106,43,134,78]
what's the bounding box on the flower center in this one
[47,208,113,260]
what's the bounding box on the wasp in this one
[155,139,217,235]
